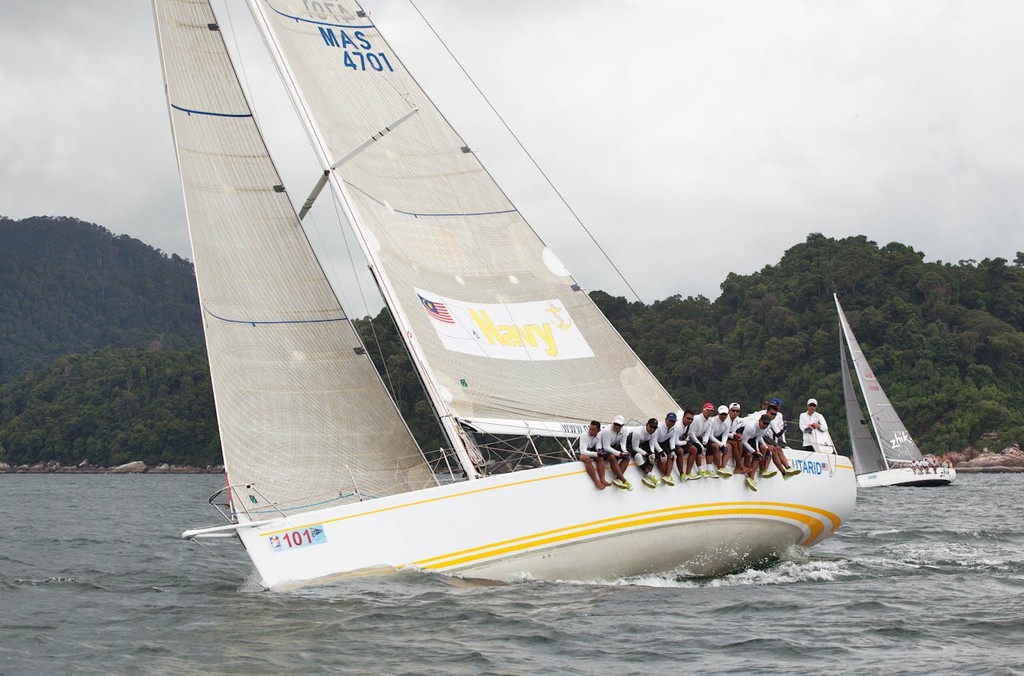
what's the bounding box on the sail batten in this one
[835,295,923,468]
[154,0,435,518]
[246,0,679,454]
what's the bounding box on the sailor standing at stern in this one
[799,398,829,451]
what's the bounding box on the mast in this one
[243,0,480,479]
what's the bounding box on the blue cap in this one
[666,412,677,422]
[769,397,782,407]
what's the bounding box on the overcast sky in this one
[2,1,1023,312]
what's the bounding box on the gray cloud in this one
[2,0,1022,308]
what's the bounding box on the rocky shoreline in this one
[941,444,1024,472]
[0,460,223,474]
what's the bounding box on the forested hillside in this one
[0,216,203,382]
[596,235,1024,452]
[0,348,218,467]
[0,218,1021,468]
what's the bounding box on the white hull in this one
[856,466,956,488]
[197,450,856,589]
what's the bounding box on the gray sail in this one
[243,0,679,442]
[834,295,923,467]
[839,320,886,473]
[153,0,436,518]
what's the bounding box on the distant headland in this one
[0,460,223,474]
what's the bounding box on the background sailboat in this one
[835,295,956,487]
[156,0,856,589]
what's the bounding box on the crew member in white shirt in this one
[685,403,719,479]
[597,415,632,490]
[628,418,661,489]
[673,410,696,478]
[708,405,733,478]
[651,412,680,486]
[576,420,610,490]
[799,398,829,451]
[738,414,772,491]
[758,400,801,480]
[724,403,745,471]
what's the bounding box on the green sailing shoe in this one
[717,469,733,479]
[745,476,758,491]
[661,475,676,487]
[642,474,658,489]
[783,467,802,479]
[761,469,778,479]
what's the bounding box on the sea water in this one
[2,473,1021,674]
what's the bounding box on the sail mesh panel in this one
[255,0,678,427]
[154,0,435,518]
[836,297,923,465]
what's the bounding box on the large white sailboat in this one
[835,295,956,488]
[154,0,856,590]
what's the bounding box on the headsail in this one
[834,295,923,466]
[243,0,679,453]
[838,316,886,473]
[153,0,435,518]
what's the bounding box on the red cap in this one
[702,402,714,411]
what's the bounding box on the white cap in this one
[717,405,729,414]
[728,402,740,411]
[612,415,625,426]
[807,398,818,406]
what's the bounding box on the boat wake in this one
[553,554,853,589]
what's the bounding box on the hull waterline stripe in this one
[413,500,839,567]
[419,507,828,571]
[415,503,831,570]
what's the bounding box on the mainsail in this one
[838,321,886,473]
[243,0,679,455]
[153,0,436,517]
[834,295,923,467]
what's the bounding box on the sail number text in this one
[268,525,328,553]
[318,27,395,73]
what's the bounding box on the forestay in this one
[153,0,435,517]
[247,0,678,434]
[834,295,923,466]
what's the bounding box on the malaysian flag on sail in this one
[418,294,454,324]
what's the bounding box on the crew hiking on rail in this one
[576,398,808,492]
